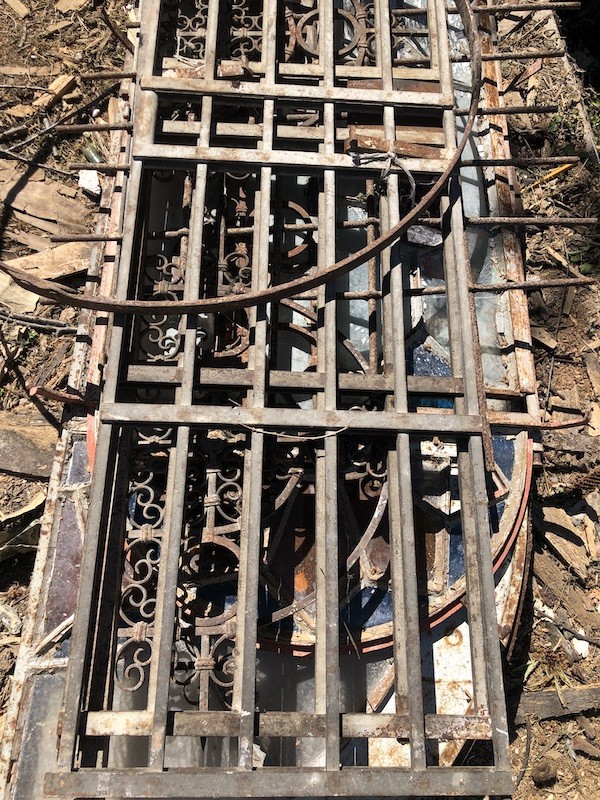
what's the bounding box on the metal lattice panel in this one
[44,1,525,797]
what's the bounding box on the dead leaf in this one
[585,352,600,398]
[531,326,558,351]
[547,247,570,269]
[4,229,52,252]
[0,490,46,525]
[0,602,22,635]
[12,211,60,237]
[573,736,600,760]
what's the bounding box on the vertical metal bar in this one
[136,0,161,77]
[442,102,491,726]
[56,424,116,769]
[232,428,264,769]
[478,7,539,415]
[316,0,340,771]
[378,0,426,770]
[56,61,146,771]
[440,10,510,766]
[427,0,439,72]
[378,0,394,377]
[180,70,217,403]
[366,180,379,374]
[179,0,220,405]
[461,438,510,769]
[455,398,512,763]
[148,426,190,768]
[232,192,269,761]
[180,158,209,403]
[440,127,498,655]
[147,0,222,767]
[432,0,453,101]
[101,159,144,406]
[315,161,339,775]
[233,0,276,750]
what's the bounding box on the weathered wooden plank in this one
[533,549,599,633]
[514,684,600,725]
[540,506,588,582]
[584,351,600,399]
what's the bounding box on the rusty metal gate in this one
[39,0,561,796]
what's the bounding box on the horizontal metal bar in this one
[173,712,245,738]
[454,103,559,115]
[44,768,515,797]
[470,276,594,293]
[55,123,133,133]
[466,216,597,227]
[100,403,484,435]
[488,411,543,428]
[389,6,429,14]
[424,715,493,741]
[124,365,466,395]
[172,712,326,739]
[133,143,449,175]
[69,162,131,172]
[123,365,528,399]
[139,76,453,108]
[470,2,581,11]
[461,156,578,167]
[453,49,565,62]
[405,274,591,297]
[49,234,123,243]
[85,711,152,737]
[172,713,492,741]
[79,71,136,81]
[343,714,492,741]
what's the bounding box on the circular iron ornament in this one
[293,10,320,57]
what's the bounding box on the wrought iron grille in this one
[44,1,524,797]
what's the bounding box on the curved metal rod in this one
[0,2,481,316]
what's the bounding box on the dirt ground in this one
[1,2,600,798]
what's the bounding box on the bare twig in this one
[516,717,533,789]
[0,84,54,91]
[0,123,28,143]
[0,308,77,334]
[99,7,134,54]
[7,82,121,152]
[0,147,71,177]
[535,611,600,648]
